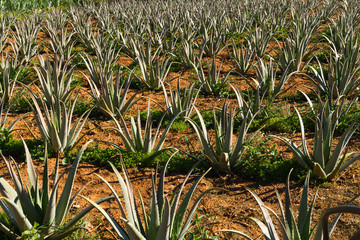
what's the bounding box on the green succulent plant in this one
[82,153,212,240]
[0,140,108,239]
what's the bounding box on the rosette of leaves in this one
[106,101,180,154]
[85,70,141,119]
[0,140,108,239]
[272,93,360,180]
[161,80,200,119]
[192,56,232,96]
[222,170,355,240]
[187,101,257,173]
[81,152,212,240]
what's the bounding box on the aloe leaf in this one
[109,160,134,222]
[124,221,147,240]
[301,188,318,239]
[230,109,256,165]
[95,173,126,218]
[109,160,144,233]
[55,141,92,225]
[222,107,233,153]
[107,113,136,152]
[0,197,32,232]
[271,135,308,167]
[325,119,360,174]
[157,152,178,215]
[339,153,360,173]
[42,143,49,211]
[0,220,20,239]
[274,187,291,235]
[313,115,325,169]
[284,170,296,237]
[265,206,290,240]
[294,107,311,159]
[49,121,62,152]
[173,167,211,238]
[66,108,92,151]
[246,188,279,240]
[154,111,181,152]
[186,117,217,164]
[148,172,160,238]
[42,170,62,232]
[1,154,41,224]
[80,195,130,239]
[313,162,327,179]
[249,216,274,240]
[156,197,170,240]
[20,137,37,189]
[0,178,18,204]
[297,172,311,231]
[178,187,214,240]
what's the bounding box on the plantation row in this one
[0,0,360,239]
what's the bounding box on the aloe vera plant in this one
[33,53,75,107]
[200,24,227,57]
[230,40,254,75]
[28,90,91,155]
[112,23,136,60]
[272,93,360,180]
[0,52,23,132]
[247,25,273,58]
[43,18,75,60]
[178,39,204,70]
[222,170,346,240]
[134,39,173,90]
[309,38,360,98]
[91,3,113,35]
[324,9,358,52]
[85,70,141,118]
[187,102,257,173]
[0,55,21,107]
[192,56,232,96]
[10,15,41,66]
[107,101,179,154]
[149,21,179,53]
[276,17,319,73]
[245,58,296,102]
[70,12,93,52]
[81,152,212,240]
[161,80,200,119]
[81,37,120,87]
[0,141,104,239]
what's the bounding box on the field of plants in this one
[0,0,360,239]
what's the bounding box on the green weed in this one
[239,138,304,182]
[66,143,202,174]
[0,129,49,160]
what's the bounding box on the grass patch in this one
[239,138,305,182]
[66,143,204,174]
[0,130,49,160]
[249,113,314,133]
[170,120,190,132]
